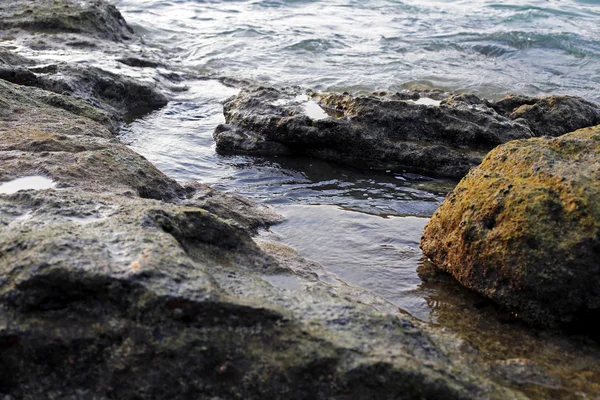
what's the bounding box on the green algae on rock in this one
[421,125,600,328]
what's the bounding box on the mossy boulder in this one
[421,125,600,327]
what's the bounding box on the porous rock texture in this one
[0,0,175,131]
[421,125,600,328]
[214,87,600,179]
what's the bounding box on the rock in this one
[490,359,561,389]
[491,94,600,138]
[0,79,181,200]
[0,52,168,129]
[117,56,164,69]
[0,0,586,397]
[0,0,134,41]
[214,87,600,179]
[213,87,518,179]
[0,0,173,129]
[0,69,527,400]
[421,125,600,327]
[181,182,284,233]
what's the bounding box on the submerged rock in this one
[214,87,600,179]
[421,125,600,327]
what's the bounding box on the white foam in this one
[408,97,442,106]
[304,101,329,120]
[273,94,329,120]
[0,176,56,194]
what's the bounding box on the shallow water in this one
[261,204,433,320]
[115,0,600,323]
[0,176,56,195]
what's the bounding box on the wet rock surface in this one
[421,125,600,328]
[214,87,600,179]
[490,94,600,137]
[0,79,182,200]
[0,0,180,131]
[0,52,168,132]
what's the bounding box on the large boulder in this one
[421,125,600,327]
[214,87,600,179]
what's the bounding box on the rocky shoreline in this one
[0,1,599,399]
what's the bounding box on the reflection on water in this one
[261,204,432,320]
[259,206,600,398]
[415,261,600,399]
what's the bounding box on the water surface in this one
[115,0,600,101]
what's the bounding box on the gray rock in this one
[0,52,168,131]
[0,0,586,397]
[0,79,181,200]
[0,0,175,130]
[490,94,600,137]
[213,87,528,179]
[214,87,600,179]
